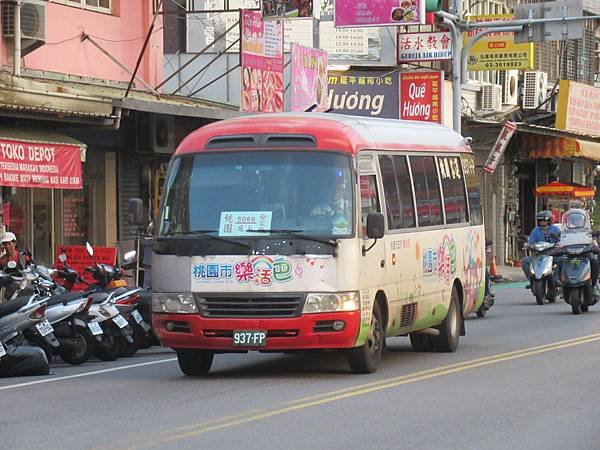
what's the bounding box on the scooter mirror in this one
[123,250,136,262]
[58,253,67,263]
[85,242,94,257]
[7,260,17,269]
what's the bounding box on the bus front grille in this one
[197,295,303,318]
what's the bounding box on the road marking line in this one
[123,333,600,448]
[0,357,177,391]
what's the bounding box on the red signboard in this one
[0,139,83,189]
[399,71,443,123]
[54,245,117,291]
[483,121,517,174]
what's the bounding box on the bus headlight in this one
[152,293,197,314]
[302,292,360,314]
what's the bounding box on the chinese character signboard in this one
[54,245,117,291]
[397,31,452,63]
[399,71,443,123]
[327,70,399,119]
[463,14,534,71]
[483,122,517,173]
[555,80,600,136]
[241,10,284,112]
[262,0,313,18]
[0,140,83,189]
[335,0,425,27]
[291,44,328,112]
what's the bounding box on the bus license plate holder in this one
[232,330,267,347]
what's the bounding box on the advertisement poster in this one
[241,10,284,112]
[262,0,312,18]
[0,140,83,189]
[335,0,425,27]
[463,14,534,71]
[291,44,328,112]
[399,71,443,123]
[556,80,600,136]
[54,245,117,291]
[397,31,452,63]
[327,70,399,119]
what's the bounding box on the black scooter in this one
[559,243,599,314]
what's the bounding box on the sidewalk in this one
[491,264,528,283]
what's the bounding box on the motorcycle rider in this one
[522,210,561,287]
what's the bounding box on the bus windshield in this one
[158,151,354,238]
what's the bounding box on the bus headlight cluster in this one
[302,292,360,314]
[152,293,197,314]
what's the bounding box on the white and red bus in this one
[150,113,485,375]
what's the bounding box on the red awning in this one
[0,127,85,189]
[535,181,596,198]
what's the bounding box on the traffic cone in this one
[490,256,498,277]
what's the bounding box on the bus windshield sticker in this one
[219,211,273,236]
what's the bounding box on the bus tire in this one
[433,286,460,352]
[176,349,214,376]
[347,301,384,374]
[409,333,435,352]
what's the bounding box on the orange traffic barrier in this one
[490,256,498,277]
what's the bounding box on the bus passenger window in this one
[438,156,468,224]
[378,155,415,230]
[461,154,483,225]
[409,156,443,227]
[359,175,380,235]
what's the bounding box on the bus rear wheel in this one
[433,286,461,352]
[176,349,214,376]
[347,301,384,374]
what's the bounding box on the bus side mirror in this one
[366,213,385,239]
[127,198,144,226]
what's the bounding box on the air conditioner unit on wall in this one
[150,114,175,154]
[498,70,519,105]
[523,70,548,110]
[480,84,503,112]
[1,0,46,55]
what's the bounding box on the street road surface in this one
[2,282,600,450]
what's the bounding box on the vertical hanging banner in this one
[483,122,517,174]
[291,44,328,112]
[399,71,443,123]
[335,0,425,27]
[241,10,284,112]
[262,0,313,18]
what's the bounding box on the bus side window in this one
[360,175,380,236]
[438,156,468,224]
[410,156,443,227]
[379,155,416,230]
[460,154,483,225]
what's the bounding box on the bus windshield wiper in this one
[246,229,338,248]
[163,230,252,250]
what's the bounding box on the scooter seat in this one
[0,297,31,317]
[45,291,94,307]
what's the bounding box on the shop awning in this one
[516,123,600,161]
[0,127,86,190]
[535,181,596,198]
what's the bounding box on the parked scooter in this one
[527,241,558,305]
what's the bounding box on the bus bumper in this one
[152,312,362,351]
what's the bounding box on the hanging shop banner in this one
[241,10,284,112]
[262,0,313,18]
[335,0,425,28]
[463,14,534,71]
[291,44,328,112]
[399,71,443,123]
[54,245,117,292]
[327,70,399,119]
[0,140,83,189]
[556,80,600,136]
[397,31,452,64]
[483,121,517,174]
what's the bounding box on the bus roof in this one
[174,113,471,156]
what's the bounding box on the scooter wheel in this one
[95,335,121,361]
[476,309,487,318]
[117,336,139,358]
[59,326,94,365]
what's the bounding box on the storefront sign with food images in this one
[335,0,425,27]
[397,31,452,63]
[556,80,600,136]
[327,70,399,119]
[463,14,534,71]
[0,140,83,189]
[399,71,443,123]
[262,0,312,18]
[241,10,284,112]
[291,44,328,112]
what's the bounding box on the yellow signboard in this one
[463,14,534,71]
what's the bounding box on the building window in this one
[51,0,111,13]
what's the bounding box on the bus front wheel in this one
[176,349,214,376]
[433,286,461,352]
[347,301,384,374]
